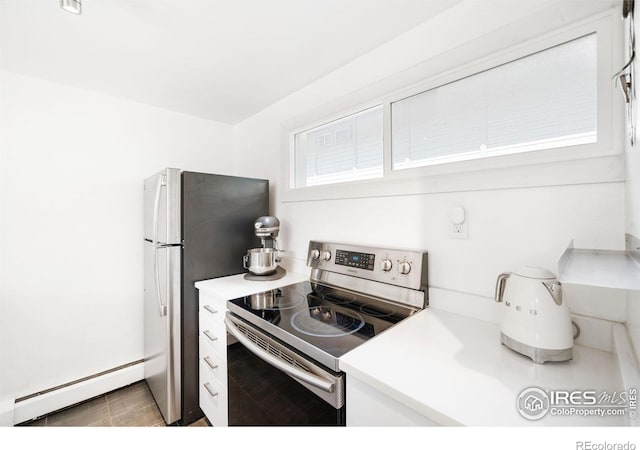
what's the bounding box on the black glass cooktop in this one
[226,281,416,370]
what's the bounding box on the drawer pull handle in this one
[203,305,218,315]
[203,330,218,342]
[204,356,218,371]
[203,382,218,398]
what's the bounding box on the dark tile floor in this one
[20,381,210,427]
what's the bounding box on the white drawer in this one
[199,335,227,386]
[199,308,226,335]
[199,303,225,328]
[199,292,226,310]
[199,361,228,427]
[200,324,227,358]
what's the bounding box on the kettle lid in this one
[513,265,557,279]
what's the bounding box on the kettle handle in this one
[494,272,511,302]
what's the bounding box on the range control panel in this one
[335,249,375,271]
[306,241,428,291]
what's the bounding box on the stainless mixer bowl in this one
[243,248,278,275]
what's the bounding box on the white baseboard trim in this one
[11,361,144,425]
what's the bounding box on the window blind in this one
[391,33,597,170]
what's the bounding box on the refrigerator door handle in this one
[153,173,168,317]
[153,173,167,246]
[154,248,168,317]
[155,243,180,249]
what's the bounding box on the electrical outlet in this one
[450,222,468,239]
[449,205,468,239]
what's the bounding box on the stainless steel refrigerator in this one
[143,168,268,425]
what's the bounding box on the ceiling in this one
[0,0,459,124]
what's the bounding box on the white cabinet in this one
[346,376,437,427]
[198,293,229,426]
[194,271,312,427]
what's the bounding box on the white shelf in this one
[557,235,640,290]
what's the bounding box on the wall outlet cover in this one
[450,222,468,239]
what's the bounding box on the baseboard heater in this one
[12,359,145,425]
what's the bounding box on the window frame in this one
[283,11,623,203]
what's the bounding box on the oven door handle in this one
[224,317,335,393]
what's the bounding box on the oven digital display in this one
[335,249,375,271]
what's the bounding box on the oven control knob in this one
[381,259,393,272]
[310,249,320,260]
[321,250,332,261]
[398,261,412,275]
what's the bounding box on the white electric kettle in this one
[494,266,573,364]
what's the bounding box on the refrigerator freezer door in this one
[144,240,182,425]
[144,168,181,245]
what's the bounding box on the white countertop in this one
[195,271,309,301]
[196,273,626,426]
[339,308,626,426]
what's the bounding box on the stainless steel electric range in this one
[224,241,428,426]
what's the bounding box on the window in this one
[391,33,597,170]
[286,16,615,201]
[291,105,383,188]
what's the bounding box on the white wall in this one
[624,4,640,364]
[0,70,234,399]
[234,2,626,327]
